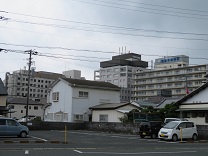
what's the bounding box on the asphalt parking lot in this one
[0,130,208,156]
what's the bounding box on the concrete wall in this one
[22,121,208,140]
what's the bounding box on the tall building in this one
[94,53,148,102]
[5,69,64,101]
[154,55,189,69]
[132,55,208,101]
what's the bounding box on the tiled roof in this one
[90,102,132,110]
[62,78,120,90]
[0,78,8,95]
[7,97,44,105]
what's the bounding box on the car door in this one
[186,122,195,138]
[6,119,20,136]
[0,119,7,136]
[177,122,187,138]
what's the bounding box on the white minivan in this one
[158,121,198,142]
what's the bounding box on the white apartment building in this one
[154,55,189,69]
[133,62,208,101]
[5,69,64,101]
[94,53,148,102]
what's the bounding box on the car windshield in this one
[163,122,178,129]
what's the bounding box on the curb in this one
[20,140,30,143]
[198,140,207,143]
[50,141,60,144]
[4,140,14,144]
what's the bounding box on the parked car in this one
[18,115,36,122]
[164,118,188,124]
[0,117,29,138]
[139,121,162,139]
[158,121,198,142]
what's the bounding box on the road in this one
[0,130,208,156]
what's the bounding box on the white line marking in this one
[30,136,48,142]
[74,150,83,153]
[82,151,197,155]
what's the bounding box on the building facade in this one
[44,78,120,122]
[0,78,8,116]
[5,70,64,101]
[133,64,208,101]
[154,55,189,69]
[94,53,148,102]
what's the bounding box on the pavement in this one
[0,130,208,156]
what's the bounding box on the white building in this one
[6,97,45,120]
[133,64,208,101]
[44,78,120,122]
[154,55,189,69]
[175,82,208,125]
[5,69,64,101]
[89,102,140,122]
[94,53,148,102]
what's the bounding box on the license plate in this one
[143,132,146,135]
[160,134,164,137]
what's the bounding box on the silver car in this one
[0,117,29,138]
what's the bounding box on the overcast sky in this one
[1,0,208,80]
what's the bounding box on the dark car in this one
[139,121,162,139]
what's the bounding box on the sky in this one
[0,0,208,80]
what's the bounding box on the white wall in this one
[184,87,208,104]
[45,80,73,122]
[185,117,208,125]
[72,87,120,122]
[91,105,139,122]
[8,104,43,119]
[92,110,124,122]
[45,80,120,122]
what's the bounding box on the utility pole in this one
[25,50,38,122]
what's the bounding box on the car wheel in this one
[140,135,145,138]
[19,131,27,138]
[192,134,197,141]
[172,134,178,142]
[151,134,156,139]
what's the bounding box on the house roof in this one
[89,102,140,110]
[61,78,120,90]
[7,97,45,106]
[175,82,208,105]
[155,97,181,109]
[0,78,8,95]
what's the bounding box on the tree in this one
[158,103,179,121]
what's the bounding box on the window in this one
[79,91,88,98]
[7,119,18,126]
[10,105,14,109]
[74,114,83,121]
[99,114,108,122]
[47,113,53,120]
[0,119,6,125]
[34,106,38,110]
[21,110,23,113]
[52,92,59,101]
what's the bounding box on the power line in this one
[118,0,208,14]
[10,18,208,37]
[72,0,208,21]
[84,0,208,18]
[2,46,208,62]
[1,23,208,42]
[0,42,117,54]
